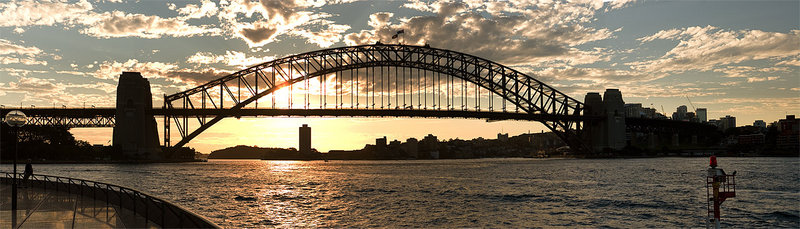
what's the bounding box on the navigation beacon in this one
[706,156,736,229]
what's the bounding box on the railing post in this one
[162,201,166,228]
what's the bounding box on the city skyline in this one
[1,0,798,153]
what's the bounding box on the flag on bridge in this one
[391,29,404,39]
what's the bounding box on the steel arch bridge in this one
[163,44,587,152]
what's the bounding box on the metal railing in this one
[706,174,736,221]
[2,172,219,228]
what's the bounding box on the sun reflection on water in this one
[263,160,304,173]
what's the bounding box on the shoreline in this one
[211,154,799,161]
[0,159,206,164]
[2,155,796,164]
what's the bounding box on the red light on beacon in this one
[709,156,717,167]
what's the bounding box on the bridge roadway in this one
[1,108,710,131]
[0,108,598,128]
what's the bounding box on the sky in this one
[1,0,798,153]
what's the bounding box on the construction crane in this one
[685,95,697,111]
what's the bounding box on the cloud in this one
[93,59,179,80]
[290,23,351,48]
[712,66,756,78]
[746,76,780,83]
[533,66,658,84]
[82,11,222,39]
[175,0,219,19]
[4,76,61,94]
[0,56,47,66]
[345,1,622,66]
[712,65,792,82]
[236,21,282,47]
[166,68,234,85]
[0,39,42,55]
[219,0,350,48]
[1,75,121,107]
[0,0,222,39]
[696,97,800,116]
[634,26,800,73]
[2,0,350,47]
[777,56,800,66]
[0,39,49,66]
[0,0,94,27]
[186,51,275,68]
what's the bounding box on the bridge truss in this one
[0,108,115,128]
[163,44,587,152]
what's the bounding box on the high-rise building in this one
[753,120,767,129]
[675,105,688,121]
[687,112,697,122]
[299,124,311,154]
[696,108,707,123]
[719,115,736,131]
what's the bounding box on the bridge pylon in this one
[112,72,162,159]
[583,89,626,154]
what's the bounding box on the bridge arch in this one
[164,44,586,152]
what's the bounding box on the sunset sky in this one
[1,0,798,153]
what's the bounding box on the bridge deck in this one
[1,108,597,122]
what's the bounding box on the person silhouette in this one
[23,159,33,187]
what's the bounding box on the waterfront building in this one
[719,115,736,131]
[419,134,439,158]
[738,133,766,145]
[299,124,311,154]
[497,133,509,142]
[777,115,800,150]
[708,119,718,127]
[696,108,708,123]
[376,136,387,148]
[624,103,643,118]
[401,138,419,158]
[375,136,387,155]
[643,108,657,119]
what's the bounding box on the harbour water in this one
[2,157,798,228]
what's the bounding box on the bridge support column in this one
[112,72,162,159]
[647,133,657,150]
[672,133,680,147]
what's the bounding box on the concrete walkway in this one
[0,182,153,228]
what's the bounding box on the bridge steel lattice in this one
[163,44,587,152]
[0,108,115,128]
